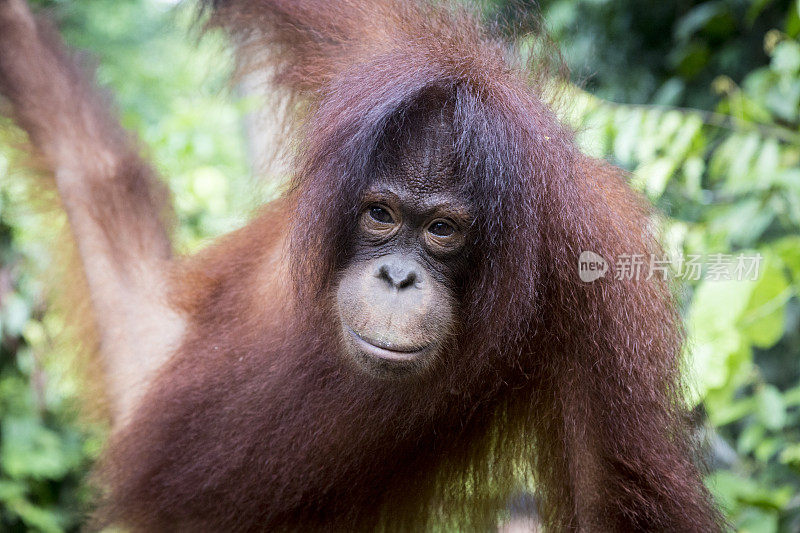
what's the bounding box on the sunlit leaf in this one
[756,385,786,431]
[737,507,778,533]
[740,254,790,348]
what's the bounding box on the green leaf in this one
[0,292,32,338]
[737,507,778,533]
[739,253,790,349]
[771,40,800,74]
[709,200,774,247]
[771,235,800,283]
[721,133,762,194]
[712,396,756,426]
[675,3,725,42]
[707,470,793,512]
[5,498,63,533]
[738,422,765,454]
[0,480,26,502]
[686,277,757,401]
[635,157,677,199]
[752,138,780,187]
[612,108,644,166]
[784,385,800,405]
[666,113,703,160]
[1,417,76,480]
[682,156,705,198]
[756,385,786,431]
[778,443,800,466]
[690,279,757,337]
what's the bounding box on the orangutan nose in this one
[376,256,419,290]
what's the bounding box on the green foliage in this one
[0,185,99,531]
[535,0,797,109]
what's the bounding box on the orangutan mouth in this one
[344,325,430,361]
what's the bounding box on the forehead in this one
[374,101,460,197]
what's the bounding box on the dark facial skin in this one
[336,109,472,378]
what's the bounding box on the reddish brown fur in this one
[0,0,723,530]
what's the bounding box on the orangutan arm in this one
[0,0,184,420]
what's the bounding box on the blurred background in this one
[0,0,799,530]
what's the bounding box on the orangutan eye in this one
[369,205,394,224]
[428,220,455,237]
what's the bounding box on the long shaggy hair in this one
[92,1,723,531]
